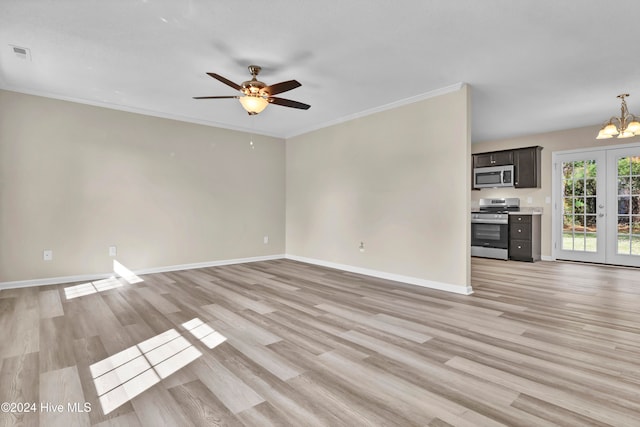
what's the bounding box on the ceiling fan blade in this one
[206,73,241,91]
[268,97,311,110]
[193,95,239,99]
[266,80,301,95]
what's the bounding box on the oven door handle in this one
[471,218,508,224]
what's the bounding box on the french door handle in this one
[599,204,604,209]
[598,213,605,217]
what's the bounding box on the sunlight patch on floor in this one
[64,260,142,300]
[182,317,227,349]
[90,328,202,415]
[113,260,143,284]
[64,277,123,300]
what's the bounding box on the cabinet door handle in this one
[518,229,522,233]
[517,245,522,249]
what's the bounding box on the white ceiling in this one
[1,0,639,142]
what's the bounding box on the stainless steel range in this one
[471,198,520,260]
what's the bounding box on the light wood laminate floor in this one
[1,257,639,426]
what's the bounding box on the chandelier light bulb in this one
[596,129,613,139]
[618,130,635,138]
[603,123,619,135]
[626,120,640,134]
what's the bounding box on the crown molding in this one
[0,82,466,141]
[284,82,467,139]
[0,85,284,139]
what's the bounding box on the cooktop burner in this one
[471,209,514,214]
[472,197,520,214]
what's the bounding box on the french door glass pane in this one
[562,160,597,252]
[633,176,640,194]
[618,236,631,254]
[563,179,573,197]
[619,177,630,194]
[615,156,640,255]
[632,156,640,175]
[619,196,630,214]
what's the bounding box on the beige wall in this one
[286,86,471,291]
[472,125,640,258]
[0,90,286,282]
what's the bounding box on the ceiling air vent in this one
[10,45,31,60]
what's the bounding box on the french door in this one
[554,145,640,267]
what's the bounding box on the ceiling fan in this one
[194,65,310,115]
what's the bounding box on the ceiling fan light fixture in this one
[195,65,310,114]
[239,95,269,115]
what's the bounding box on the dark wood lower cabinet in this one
[509,214,541,262]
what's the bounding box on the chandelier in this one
[596,94,640,139]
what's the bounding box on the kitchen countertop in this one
[509,208,543,215]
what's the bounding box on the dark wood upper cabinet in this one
[473,150,513,168]
[513,146,542,188]
[472,145,542,189]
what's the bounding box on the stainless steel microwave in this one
[473,165,514,188]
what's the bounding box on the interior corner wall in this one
[471,125,640,258]
[0,90,286,283]
[285,86,471,291]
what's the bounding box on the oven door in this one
[471,221,508,249]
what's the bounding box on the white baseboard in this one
[285,254,473,295]
[0,272,116,290]
[541,255,555,261]
[133,254,285,276]
[1,253,474,295]
[0,254,286,290]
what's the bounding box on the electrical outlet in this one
[263,236,269,244]
[43,249,53,261]
[545,196,551,204]
[359,242,365,252]
[109,246,117,257]
[527,197,533,204]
